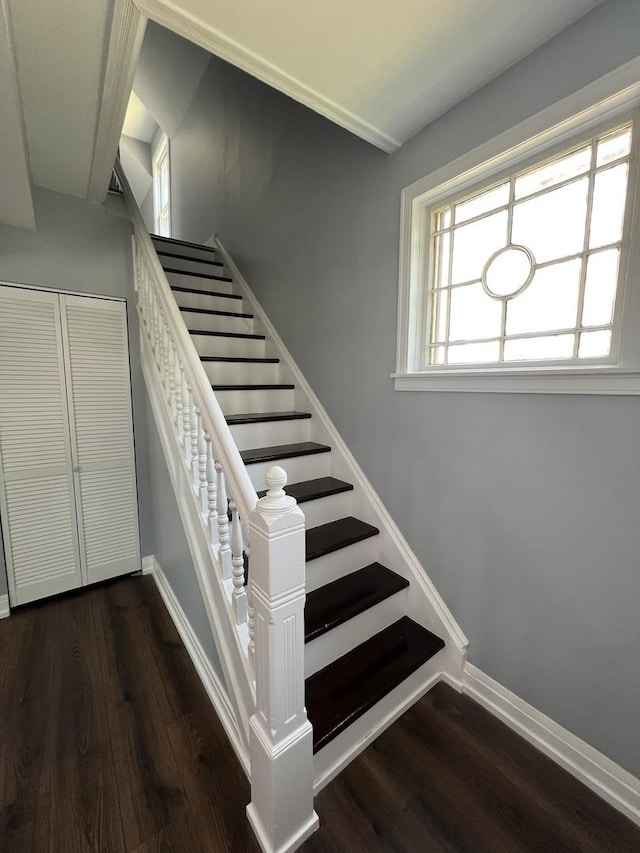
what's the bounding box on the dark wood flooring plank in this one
[128,577,209,725]
[41,589,125,853]
[301,773,391,853]
[0,600,59,847]
[369,696,585,853]
[92,579,187,850]
[128,809,205,853]
[166,708,260,853]
[415,684,640,853]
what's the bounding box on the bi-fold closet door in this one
[0,284,140,607]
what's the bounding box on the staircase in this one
[120,147,468,850]
[151,232,456,758]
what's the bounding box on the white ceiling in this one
[141,0,605,150]
[7,0,113,198]
[0,0,607,232]
[0,0,34,230]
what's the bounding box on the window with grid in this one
[425,123,633,368]
[153,136,171,237]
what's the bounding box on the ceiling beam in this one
[87,0,147,203]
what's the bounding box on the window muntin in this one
[425,124,632,367]
[153,136,171,237]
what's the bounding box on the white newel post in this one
[246,467,319,853]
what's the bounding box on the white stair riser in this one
[298,489,352,529]
[245,452,330,492]
[305,537,378,593]
[152,240,221,263]
[229,417,310,451]
[181,310,254,335]
[191,333,266,359]
[166,271,235,295]
[204,359,280,385]
[173,290,245,314]
[160,256,226,277]
[305,588,408,677]
[215,388,294,416]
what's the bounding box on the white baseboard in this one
[141,554,156,575]
[0,595,10,619]
[463,664,640,826]
[143,554,250,777]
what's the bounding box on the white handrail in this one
[115,160,258,525]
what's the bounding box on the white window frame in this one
[394,59,640,395]
[152,133,171,237]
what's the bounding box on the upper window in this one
[152,134,171,237]
[395,80,640,394]
[427,124,631,368]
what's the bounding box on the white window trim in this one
[395,57,640,395]
[152,133,171,237]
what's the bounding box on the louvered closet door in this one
[0,285,83,605]
[61,295,140,585]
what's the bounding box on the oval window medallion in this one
[482,245,535,299]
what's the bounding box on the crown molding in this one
[87,0,147,203]
[134,0,401,153]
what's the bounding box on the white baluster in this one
[230,500,248,624]
[173,358,183,447]
[158,312,167,392]
[197,412,208,515]
[205,431,219,547]
[151,291,160,356]
[216,459,232,579]
[171,344,181,428]
[138,263,148,326]
[247,585,255,673]
[167,340,177,425]
[247,466,317,851]
[161,316,171,401]
[190,402,200,492]
[181,374,192,465]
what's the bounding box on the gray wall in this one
[144,389,222,676]
[0,187,152,591]
[139,0,640,777]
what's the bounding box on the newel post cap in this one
[256,466,298,517]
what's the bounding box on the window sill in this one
[392,365,640,395]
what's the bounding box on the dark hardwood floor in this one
[0,575,638,852]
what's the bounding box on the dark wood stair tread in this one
[226,411,311,425]
[201,356,279,364]
[171,285,242,300]
[305,516,378,562]
[305,563,409,643]
[240,442,330,465]
[151,234,220,254]
[306,617,445,753]
[257,476,352,503]
[157,249,223,267]
[189,329,265,340]
[212,383,294,391]
[163,266,232,282]
[180,306,253,318]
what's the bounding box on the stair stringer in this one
[141,327,253,773]
[212,236,470,782]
